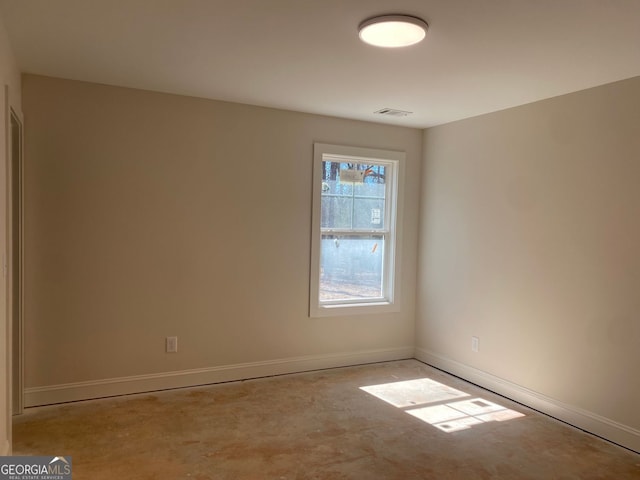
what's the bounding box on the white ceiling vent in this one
[374,108,413,117]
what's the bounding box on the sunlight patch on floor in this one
[360,378,469,408]
[360,378,524,433]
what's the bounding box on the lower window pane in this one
[319,235,384,303]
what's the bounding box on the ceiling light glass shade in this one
[358,15,428,48]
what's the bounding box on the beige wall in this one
[22,75,422,388]
[417,77,640,433]
[1,9,22,454]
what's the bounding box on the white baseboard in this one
[414,347,640,454]
[24,346,414,408]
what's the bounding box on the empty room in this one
[0,1,639,478]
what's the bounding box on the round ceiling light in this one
[358,14,429,48]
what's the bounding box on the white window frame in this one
[310,143,403,317]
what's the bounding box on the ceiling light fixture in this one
[358,14,428,48]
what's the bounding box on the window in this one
[310,143,402,316]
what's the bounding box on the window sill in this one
[310,301,400,318]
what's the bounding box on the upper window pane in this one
[321,160,387,230]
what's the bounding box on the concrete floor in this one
[13,360,640,479]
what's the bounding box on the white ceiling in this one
[1,0,639,128]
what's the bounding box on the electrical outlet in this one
[166,336,178,353]
[471,336,479,353]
